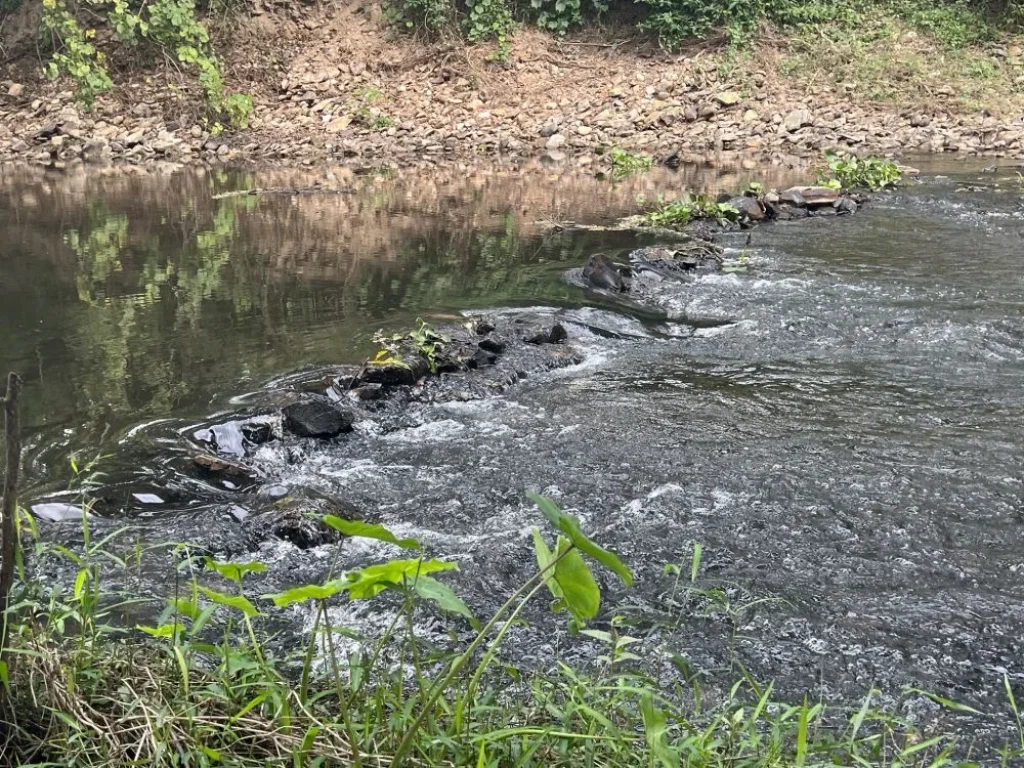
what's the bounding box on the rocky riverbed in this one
[4,5,1024,171]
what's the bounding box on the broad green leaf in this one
[528,493,633,586]
[198,586,260,618]
[641,694,679,768]
[534,531,600,623]
[552,538,600,622]
[206,558,267,583]
[170,597,201,620]
[532,527,561,599]
[413,575,479,628]
[346,558,456,600]
[137,622,184,638]
[265,579,348,607]
[322,516,420,550]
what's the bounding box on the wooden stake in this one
[0,372,23,671]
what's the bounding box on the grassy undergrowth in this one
[769,3,1024,112]
[0,494,1019,767]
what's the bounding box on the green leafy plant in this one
[464,0,515,41]
[351,87,395,132]
[383,0,451,33]
[818,151,902,191]
[637,0,767,50]
[41,0,252,124]
[1,486,1013,767]
[373,318,451,373]
[41,0,113,107]
[609,148,654,179]
[643,193,740,228]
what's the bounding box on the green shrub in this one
[41,0,252,124]
[610,148,654,178]
[644,193,740,228]
[384,0,453,32]
[818,151,903,191]
[636,0,769,48]
[464,0,516,40]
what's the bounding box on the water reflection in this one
[0,161,810,487]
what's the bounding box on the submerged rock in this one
[31,502,89,523]
[582,254,627,292]
[630,244,723,276]
[282,400,355,438]
[243,494,351,550]
[195,418,276,457]
[350,383,384,401]
[478,336,507,354]
[192,452,258,480]
[241,420,274,445]
[361,353,430,386]
[524,323,568,345]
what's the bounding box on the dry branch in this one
[0,372,23,677]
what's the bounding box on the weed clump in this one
[818,152,903,191]
[610,148,654,179]
[0,489,1006,767]
[643,193,740,229]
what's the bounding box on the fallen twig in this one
[211,185,352,200]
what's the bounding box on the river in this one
[1,157,1022,751]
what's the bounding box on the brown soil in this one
[2,4,1024,172]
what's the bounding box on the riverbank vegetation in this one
[5,0,1024,120]
[2,484,1013,766]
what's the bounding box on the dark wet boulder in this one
[727,196,766,222]
[282,400,355,439]
[478,336,507,354]
[350,383,384,401]
[834,197,858,215]
[360,352,430,386]
[582,254,626,292]
[524,323,568,345]
[243,495,347,550]
[241,420,274,445]
[474,319,496,335]
[468,347,498,368]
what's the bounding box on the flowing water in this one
[1,158,1023,749]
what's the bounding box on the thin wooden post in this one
[0,372,23,671]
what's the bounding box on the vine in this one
[40,0,253,126]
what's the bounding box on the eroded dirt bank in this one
[4,3,1024,171]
